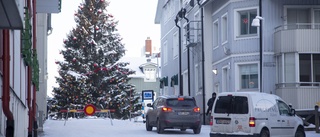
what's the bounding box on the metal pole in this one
[259,0,263,92]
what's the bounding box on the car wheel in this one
[193,125,201,134]
[145,117,152,131]
[156,119,164,134]
[260,129,269,137]
[295,128,305,137]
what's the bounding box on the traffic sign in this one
[84,104,96,116]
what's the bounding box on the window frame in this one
[221,12,228,45]
[173,31,179,59]
[234,7,259,40]
[163,41,168,66]
[213,19,219,49]
[235,62,260,91]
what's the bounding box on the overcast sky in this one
[47,0,160,97]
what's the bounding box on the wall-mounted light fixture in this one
[251,16,264,27]
[212,69,217,75]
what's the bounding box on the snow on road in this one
[39,117,320,137]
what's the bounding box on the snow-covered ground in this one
[39,116,320,137]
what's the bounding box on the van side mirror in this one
[290,108,296,116]
[147,103,152,107]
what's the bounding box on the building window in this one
[195,64,199,92]
[234,8,258,38]
[284,53,296,83]
[144,68,156,82]
[194,11,201,42]
[239,9,257,36]
[213,19,219,48]
[163,0,175,24]
[239,64,258,89]
[299,54,320,86]
[221,13,228,44]
[173,31,179,58]
[163,41,168,65]
[182,22,187,51]
[285,6,320,29]
[183,71,188,96]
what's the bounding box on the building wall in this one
[129,78,160,99]
[36,13,49,131]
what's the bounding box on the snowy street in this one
[39,117,320,137]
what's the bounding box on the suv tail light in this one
[162,107,172,112]
[193,107,200,112]
[210,116,213,125]
[249,117,255,127]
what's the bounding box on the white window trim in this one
[233,6,259,41]
[213,19,219,49]
[173,31,179,59]
[235,61,260,92]
[221,12,228,45]
[163,41,168,66]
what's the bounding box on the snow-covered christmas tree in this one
[51,0,141,119]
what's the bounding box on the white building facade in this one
[155,0,320,124]
[0,0,60,136]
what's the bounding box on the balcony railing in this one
[274,23,320,54]
[276,82,320,88]
[275,23,320,32]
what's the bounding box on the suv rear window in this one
[166,99,196,107]
[214,96,248,114]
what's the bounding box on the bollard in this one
[315,105,319,133]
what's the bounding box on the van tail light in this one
[162,107,172,112]
[193,107,200,112]
[249,117,255,127]
[210,116,213,125]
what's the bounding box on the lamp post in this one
[251,16,263,92]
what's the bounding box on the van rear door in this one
[212,95,250,134]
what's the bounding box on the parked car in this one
[209,92,305,137]
[145,95,201,134]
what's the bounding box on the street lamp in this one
[251,16,263,92]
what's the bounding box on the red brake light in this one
[193,107,200,112]
[210,116,213,125]
[178,98,184,101]
[162,107,172,112]
[249,117,255,127]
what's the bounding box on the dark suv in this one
[145,95,201,134]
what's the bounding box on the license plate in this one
[216,119,230,124]
[178,112,190,115]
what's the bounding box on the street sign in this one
[84,104,96,116]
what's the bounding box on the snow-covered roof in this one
[118,56,161,78]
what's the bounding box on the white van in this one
[209,92,305,137]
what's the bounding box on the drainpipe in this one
[259,0,262,92]
[197,0,206,125]
[2,29,14,137]
[174,11,183,96]
[32,0,38,136]
[27,0,33,136]
[180,9,191,96]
